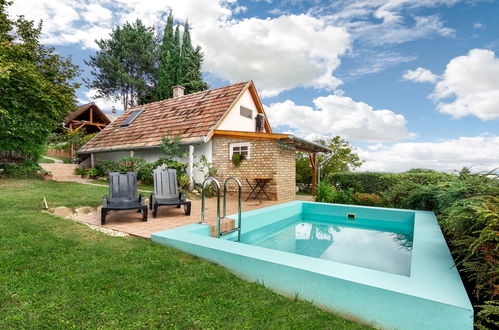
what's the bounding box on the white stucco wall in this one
[218,89,265,132]
[92,141,212,184]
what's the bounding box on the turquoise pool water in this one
[248,219,413,276]
[152,201,473,329]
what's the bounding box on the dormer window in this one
[120,108,144,127]
[240,106,253,119]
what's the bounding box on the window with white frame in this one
[229,142,250,160]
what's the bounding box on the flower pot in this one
[82,174,90,179]
[43,174,53,181]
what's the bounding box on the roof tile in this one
[79,81,248,152]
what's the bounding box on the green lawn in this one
[0,179,368,329]
[38,156,55,163]
[40,155,71,164]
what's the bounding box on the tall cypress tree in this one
[156,12,174,99]
[155,14,208,100]
[179,21,208,94]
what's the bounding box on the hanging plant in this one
[231,153,245,167]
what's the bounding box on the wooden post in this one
[130,150,134,157]
[188,145,194,191]
[90,153,95,168]
[309,152,317,196]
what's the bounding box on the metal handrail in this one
[200,177,221,225]
[223,177,242,241]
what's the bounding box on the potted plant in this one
[81,168,91,179]
[231,153,245,167]
[87,168,99,179]
[43,171,53,180]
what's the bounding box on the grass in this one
[40,155,71,164]
[0,179,369,329]
[38,156,55,163]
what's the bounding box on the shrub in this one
[327,172,398,194]
[93,157,188,188]
[315,181,336,203]
[0,161,44,179]
[441,195,498,328]
[315,182,354,204]
[74,167,85,176]
[351,192,382,206]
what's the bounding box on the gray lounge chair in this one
[101,172,147,225]
[149,167,191,218]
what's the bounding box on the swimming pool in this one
[152,201,473,329]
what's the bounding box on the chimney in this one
[172,85,185,98]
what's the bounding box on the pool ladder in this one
[200,177,242,242]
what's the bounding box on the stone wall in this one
[212,136,296,201]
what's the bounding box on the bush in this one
[0,161,44,179]
[93,157,189,188]
[326,171,453,195]
[326,172,398,194]
[351,192,382,206]
[441,195,498,328]
[315,182,354,204]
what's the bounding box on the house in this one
[64,103,112,133]
[78,81,330,200]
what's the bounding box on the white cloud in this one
[266,94,415,142]
[9,1,350,97]
[402,67,439,83]
[358,135,499,173]
[324,1,458,46]
[79,89,124,114]
[349,51,416,77]
[473,22,484,29]
[197,14,351,97]
[432,49,499,120]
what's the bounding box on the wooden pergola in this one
[277,135,330,195]
[64,103,111,133]
[64,103,111,159]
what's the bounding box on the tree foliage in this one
[88,13,208,109]
[156,14,208,100]
[0,0,80,163]
[86,19,157,111]
[296,136,363,184]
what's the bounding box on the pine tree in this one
[85,19,157,111]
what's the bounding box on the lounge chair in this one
[101,172,148,225]
[150,167,191,218]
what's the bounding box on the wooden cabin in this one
[65,103,111,133]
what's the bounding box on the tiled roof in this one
[65,103,111,125]
[79,81,249,153]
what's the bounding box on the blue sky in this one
[8,0,499,172]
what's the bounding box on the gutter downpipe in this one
[317,154,334,186]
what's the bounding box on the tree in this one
[296,136,363,185]
[86,19,157,111]
[155,15,208,99]
[156,12,175,100]
[178,21,208,94]
[0,0,80,163]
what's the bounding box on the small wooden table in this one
[246,177,272,203]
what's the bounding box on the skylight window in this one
[120,108,144,127]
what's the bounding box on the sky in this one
[8,0,499,173]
